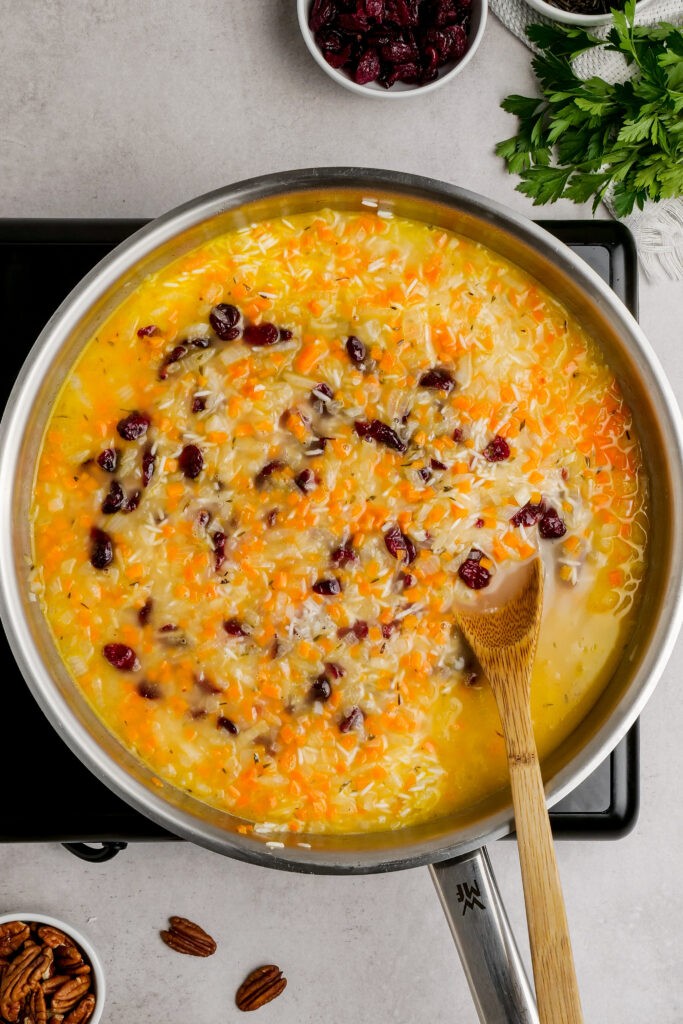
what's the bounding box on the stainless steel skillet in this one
[1,168,681,1022]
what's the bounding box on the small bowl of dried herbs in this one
[523,0,655,26]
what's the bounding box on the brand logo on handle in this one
[455,881,485,915]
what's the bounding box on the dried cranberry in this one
[122,490,141,513]
[419,466,432,483]
[434,0,461,24]
[255,460,284,487]
[224,618,248,637]
[137,324,158,338]
[142,446,155,487]
[90,527,113,569]
[319,33,353,69]
[210,303,241,340]
[338,12,370,31]
[425,25,455,60]
[510,501,546,528]
[310,381,334,413]
[117,411,150,441]
[352,620,369,639]
[339,706,364,733]
[243,323,280,347]
[295,468,318,494]
[137,680,161,700]
[458,549,491,590]
[474,517,484,528]
[213,531,226,572]
[539,508,567,539]
[386,61,422,85]
[354,419,406,453]
[325,661,345,679]
[346,335,366,366]
[97,448,118,473]
[265,508,279,527]
[196,672,221,694]
[331,544,357,567]
[192,394,207,413]
[103,643,140,671]
[197,509,211,528]
[421,44,441,81]
[401,572,416,589]
[312,577,342,596]
[453,427,464,442]
[310,675,332,703]
[380,38,419,63]
[310,0,336,31]
[402,534,417,563]
[381,621,399,638]
[138,598,153,626]
[190,336,210,349]
[179,444,204,479]
[431,459,446,471]
[159,344,188,379]
[159,623,178,633]
[102,481,124,514]
[306,437,329,456]
[384,524,416,563]
[428,23,467,59]
[482,436,510,462]
[419,367,455,392]
[217,715,239,735]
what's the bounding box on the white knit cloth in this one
[490,0,683,279]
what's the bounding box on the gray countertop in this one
[1,3,682,1022]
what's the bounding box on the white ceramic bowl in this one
[297,0,487,98]
[0,912,105,1023]
[523,0,656,27]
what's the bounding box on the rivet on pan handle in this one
[430,847,539,1024]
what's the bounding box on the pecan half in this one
[64,993,96,1024]
[41,974,71,995]
[36,927,72,950]
[0,944,52,1022]
[55,944,87,974]
[235,965,287,1012]
[0,922,30,958]
[160,917,216,957]
[22,984,47,1024]
[50,976,91,1015]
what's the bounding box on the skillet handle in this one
[430,847,539,1024]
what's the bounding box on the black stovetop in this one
[0,218,640,857]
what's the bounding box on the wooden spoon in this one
[454,557,584,1024]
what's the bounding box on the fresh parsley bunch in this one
[496,0,683,216]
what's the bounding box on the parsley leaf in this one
[496,4,683,215]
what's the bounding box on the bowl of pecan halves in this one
[0,913,105,1024]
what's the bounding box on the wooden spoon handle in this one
[504,704,584,1024]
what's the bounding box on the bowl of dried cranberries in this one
[298,0,487,97]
